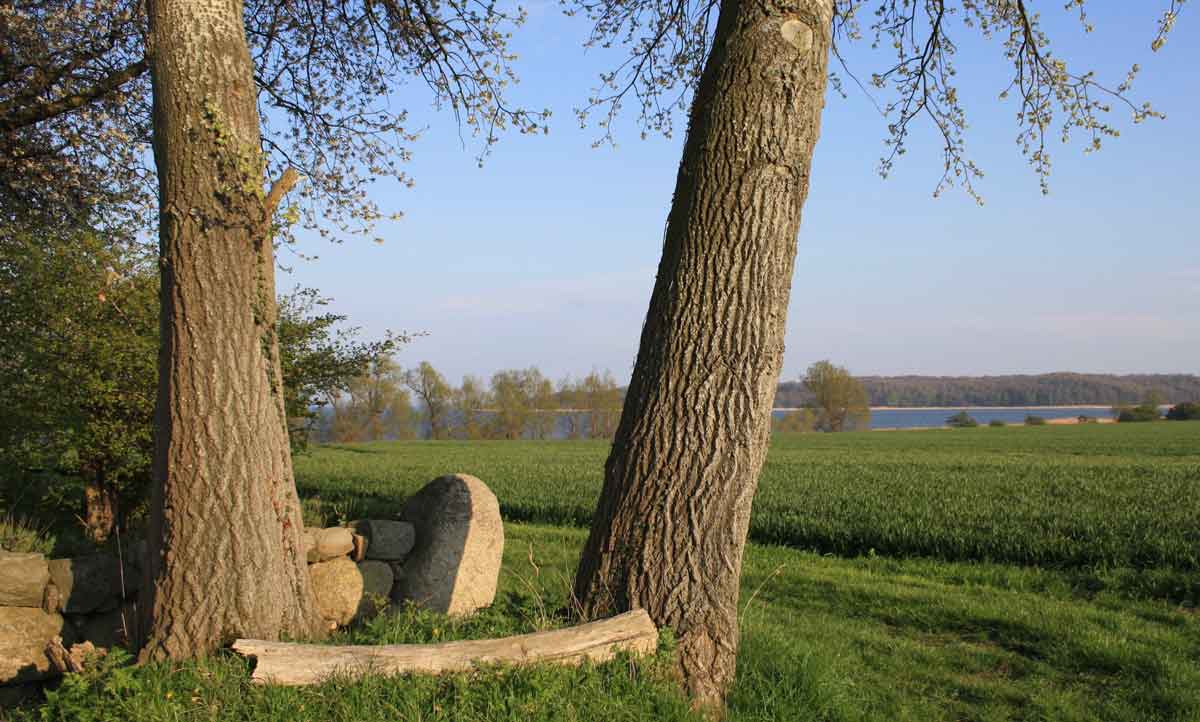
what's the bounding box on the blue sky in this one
[282,2,1198,385]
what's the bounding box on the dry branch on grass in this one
[232,610,658,686]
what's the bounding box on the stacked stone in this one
[303,473,504,626]
[0,473,504,695]
[1,548,142,694]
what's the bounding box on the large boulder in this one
[352,520,415,561]
[0,606,72,684]
[309,558,362,627]
[0,552,49,608]
[47,555,130,614]
[356,560,394,620]
[394,474,504,616]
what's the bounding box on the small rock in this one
[352,533,368,562]
[0,552,49,608]
[0,606,73,684]
[309,558,362,627]
[353,520,415,561]
[47,555,126,614]
[356,561,394,620]
[314,527,354,561]
[387,560,406,582]
[395,474,504,616]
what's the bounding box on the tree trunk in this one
[140,0,325,660]
[82,468,117,544]
[573,0,832,708]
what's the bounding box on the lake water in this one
[772,406,1117,430]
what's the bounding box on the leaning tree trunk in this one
[574,0,833,708]
[140,0,325,660]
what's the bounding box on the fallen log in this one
[231,609,658,686]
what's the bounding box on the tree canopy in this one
[802,360,871,432]
[569,0,1186,198]
[1,0,548,236]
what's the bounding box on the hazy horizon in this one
[278,3,1199,385]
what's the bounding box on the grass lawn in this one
[20,523,1199,721]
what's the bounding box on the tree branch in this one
[264,167,302,220]
[0,59,148,133]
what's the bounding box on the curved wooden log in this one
[231,609,658,686]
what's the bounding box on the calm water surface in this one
[772,406,1117,430]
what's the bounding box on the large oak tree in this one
[568,0,1185,708]
[139,0,327,658]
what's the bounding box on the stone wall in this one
[0,473,503,693]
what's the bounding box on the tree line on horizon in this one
[307,361,624,444]
[776,372,1200,409]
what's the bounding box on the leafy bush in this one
[1114,403,1161,423]
[1166,402,1200,421]
[988,419,1007,427]
[1024,415,1047,426]
[945,411,978,428]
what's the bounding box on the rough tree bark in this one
[574,0,833,708]
[140,0,325,659]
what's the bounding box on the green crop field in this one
[295,422,1200,571]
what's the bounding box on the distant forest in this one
[775,373,1200,408]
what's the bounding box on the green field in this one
[295,422,1200,571]
[17,422,1200,721]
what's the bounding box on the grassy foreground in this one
[18,523,1200,721]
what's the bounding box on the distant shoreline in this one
[773,405,1118,412]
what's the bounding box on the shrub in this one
[988,419,1007,427]
[1114,404,1161,423]
[945,411,978,428]
[1024,415,1047,426]
[1166,402,1200,421]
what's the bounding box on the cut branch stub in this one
[231,610,658,686]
